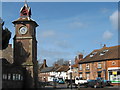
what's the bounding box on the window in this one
[98,62,102,69]
[18,74,21,80]
[90,52,97,57]
[98,72,101,77]
[3,74,7,80]
[100,49,108,56]
[16,74,19,80]
[79,64,82,70]
[100,53,104,56]
[13,74,16,80]
[8,74,11,80]
[86,73,90,80]
[21,76,23,80]
[86,64,90,70]
[80,74,82,78]
[112,61,116,65]
[103,49,109,52]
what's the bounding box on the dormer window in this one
[100,52,104,56]
[90,52,97,57]
[100,49,108,56]
[103,49,109,52]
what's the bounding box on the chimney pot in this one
[43,59,46,64]
[8,44,12,47]
[78,54,83,60]
[103,44,106,48]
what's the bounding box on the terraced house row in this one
[77,45,120,85]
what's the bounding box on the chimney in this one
[75,56,78,64]
[8,44,12,48]
[54,64,59,67]
[43,59,47,68]
[78,54,83,60]
[43,59,46,64]
[103,44,106,48]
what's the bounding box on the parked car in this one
[97,77,111,86]
[85,77,111,88]
[86,79,100,88]
[58,78,65,84]
[102,80,111,86]
[75,77,88,85]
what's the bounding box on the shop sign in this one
[112,71,117,75]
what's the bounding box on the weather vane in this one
[25,0,27,4]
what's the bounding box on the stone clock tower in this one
[12,2,38,88]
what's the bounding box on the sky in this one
[1,0,120,2]
[2,2,119,66]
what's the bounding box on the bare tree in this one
[53,58,69,66]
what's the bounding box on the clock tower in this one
[12,2,38,88]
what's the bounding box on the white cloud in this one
[41,30,55,38]
[102,31,113,40]
[109,10,118,30]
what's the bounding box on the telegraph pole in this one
[69,60,73,89]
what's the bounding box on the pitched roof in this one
[0,44,13,64]
[79,45,120,63]
[72,64,78,68]
[52,66,60,71]
[40,67,54,73]
[39,65,69,73]
[12,17,38,27]
[38,62,48,71]
[56,65,69,72]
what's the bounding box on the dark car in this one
[85,77,111,88]
[85,79,99,88]
[97,77,111,86]
[58,78,65,84]
[103,80,111,86]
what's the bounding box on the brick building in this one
[38,62,69,82]
[71,54,83,79]
[78,45,120,85]
[1,44,24,88]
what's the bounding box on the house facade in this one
[38,64,69,82]
[78,45,120,85]
[71,54,83,79]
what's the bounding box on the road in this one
[39,87,120,90]
[38,83,120,90]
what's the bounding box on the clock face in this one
[19,26,27,34]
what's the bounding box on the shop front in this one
[108,67,120,84]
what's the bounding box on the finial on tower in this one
[25,0,27,4]
[20,0,31,18]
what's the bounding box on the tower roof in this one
[12,1,38,27]
[20,2,31,18]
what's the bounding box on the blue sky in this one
[2,2,118,66]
